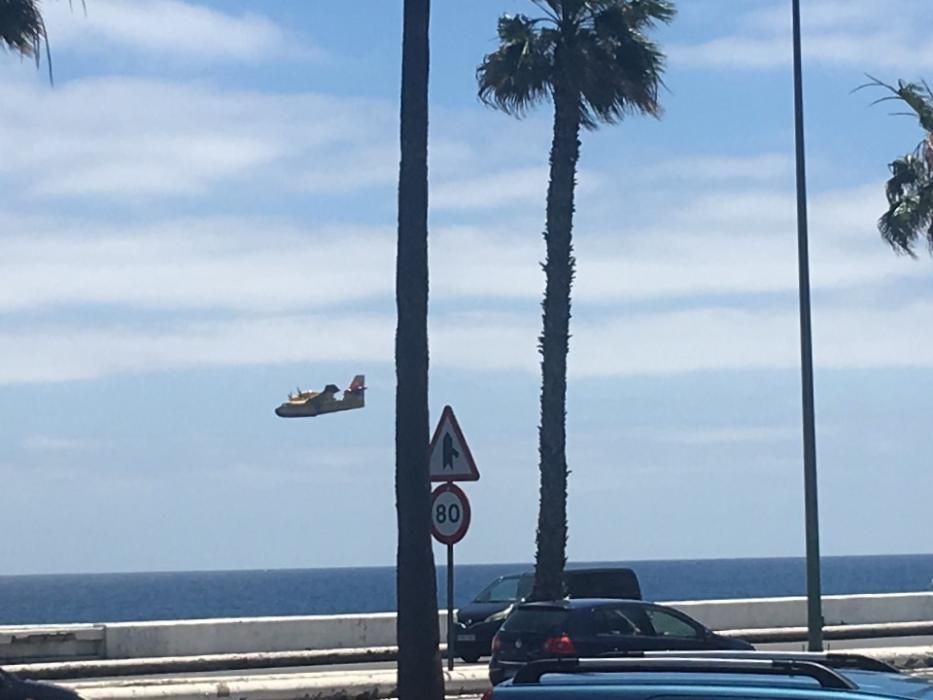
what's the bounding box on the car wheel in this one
[460,654,481,663]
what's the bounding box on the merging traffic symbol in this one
[428,405,479,482]
[443,433,460,471]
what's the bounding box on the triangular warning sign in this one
[428,405,480,482]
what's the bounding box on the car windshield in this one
[474,575,523,603]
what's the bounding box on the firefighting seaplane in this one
[274,375,365,418]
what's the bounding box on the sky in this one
[2,0,933,576]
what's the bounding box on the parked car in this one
[488,599,753,685]
[0,668,82,700]
[590,651,933,699]
[482,654,933,699]
[455,566,641,663]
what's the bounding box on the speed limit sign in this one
[431,482,471,545]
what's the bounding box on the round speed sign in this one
[431,482,471,545]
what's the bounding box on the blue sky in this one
[2,0,933,575]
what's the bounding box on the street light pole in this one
[791,0,824,652]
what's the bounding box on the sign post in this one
[428,406,479,671]
[431,482,471,671]
[446,541,454,672]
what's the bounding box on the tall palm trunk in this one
[395,0,443,698]
[530,80,581,603]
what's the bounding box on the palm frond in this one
[477,14,555,117]
[859,74,933,133]
[477,0,673,127]
[529,0,560,23]
[616,0,677,28]
[859,74,933,255]
[573,0,673,128]
[879,155,933,256]
[0,0,46,64]
[1,0,87,84]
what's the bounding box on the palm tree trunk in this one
[530,83,581,603]
[395,0,443,698]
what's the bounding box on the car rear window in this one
[566,570,641,599]
[500,608,569,633]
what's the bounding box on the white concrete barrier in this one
[0,624,104,663]
[6,593,933,664]
[103,611,449,659]
[667,593,933,631]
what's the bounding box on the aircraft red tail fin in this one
[347,374,366,393]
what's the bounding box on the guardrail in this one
[726,620,933,644]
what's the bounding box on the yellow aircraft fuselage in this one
[275,376,365,418]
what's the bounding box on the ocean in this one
[1,555,932,626]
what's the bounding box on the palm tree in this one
[861,76,933,257]
[395,0,443,698]
[476,0,675,602]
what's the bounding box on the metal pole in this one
[447,543,455,671]
[791,0,824,652]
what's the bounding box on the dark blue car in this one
[482,654,933,700]
[489,599,753,685]
[456,567,641,663]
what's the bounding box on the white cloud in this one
[646,154,793,183]
[670,0,933,71]
[0,219,396,312]
[623,426,802,445]
[0,77,548,204]
[299,144,400,194]
[570,300,933,377]
[669,35,791,70]
[0,78,395,199]
[434,167,548,210]
[0,183,920,314]
[3,298,933,384]
[433,166,606,211]
[22,435,110,452]
[0,66,923,388]
[0,314,394,384]
[42,0,310,63]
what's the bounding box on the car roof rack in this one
[595,650,897,674]
[510,657,858,689]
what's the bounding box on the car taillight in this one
[543,633,576,656]
[481,689,494,700]
[491,633,502,652]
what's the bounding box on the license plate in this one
[459,634,476,641]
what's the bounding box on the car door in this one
[569,604,654,655]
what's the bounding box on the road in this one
[61,637,933,684]
[758,636,933,651]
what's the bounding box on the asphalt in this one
[55,637,933,683]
